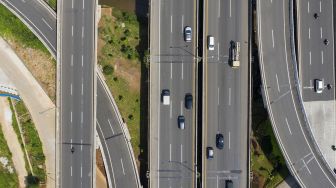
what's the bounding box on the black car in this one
[185,93,193,109]
[216,133,224,149]
[225,180,233,188]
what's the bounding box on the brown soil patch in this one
[6,39,56,103]
[96,149,107,177]
[113,59,140,92]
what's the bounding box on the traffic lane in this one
[0,0,56,54]
[299,0,335,101]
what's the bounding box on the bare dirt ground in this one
[0,98,27,188]
[6,39,56,103]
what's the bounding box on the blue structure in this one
[0,93,20,101]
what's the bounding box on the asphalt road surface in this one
[257,0,336,187]
[150,0,197,187]
[202,0,249,187]
[59,0,96,187]
[297,0,335,102]
[0,1,140,187]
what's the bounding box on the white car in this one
[184,26,192,42]
[314,79,324,93]
[162,89,170,105]
[208,35,215,50]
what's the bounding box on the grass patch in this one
[98,7,142,164]
[0,5,49,54]
[9,100,46,186]
[44,0,57,10]
[0,122,19,188]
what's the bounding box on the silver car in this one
[184,26,192,42]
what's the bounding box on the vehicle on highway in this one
[184,26,192,42]
[162,89,170,105]
[314,13,319,19]
[207,35,215,50]
[216,133,224,149]
[178,116,185,130]
[229,41,241,68]
[324,39,329,45]
[71,147,75,153]
[185,93,193,109]
[225,180,233,188]
[206,147,214,159]
[314,79,324,93]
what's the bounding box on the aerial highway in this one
[297,0,335,102]
[202,0,249,187]
[257,0,336,187]
[149,0,197,187]
[58,0,96,187]
[0,0,140,187]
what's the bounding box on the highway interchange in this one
[2,0,336,187]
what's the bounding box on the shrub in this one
[103,65,114,75]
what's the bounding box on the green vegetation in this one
[0,123,19,188]
[0,5,49,54]
[251,99,289,187]
[99,8,140,63]
[9,99,46,186]
[45,0,57,10]
[98,7,142,160]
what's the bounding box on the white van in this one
[162,89,170,105]
[208,35,215,50]
[314,79,324,93]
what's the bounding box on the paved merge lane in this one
[156,0,196,187]
[257,0,336,187]
[203,0,248,187]
[298,0,335,102]
[60,0,95,187]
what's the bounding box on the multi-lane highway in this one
[1,1,140,187]
[150,0,197,187]
[58,0,96,187]
[297,0,335,102]
[202,0,249,187]
[257,0,336,187]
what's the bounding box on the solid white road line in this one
[81,111,83,124]
[170,102,172,118]
[71,166,73,176]
[71,54,73,66]
[83,0,85,10]
[228,131,231,149]
[71,84,73,96]
[107,119,115,135]
[319,1,321,12]
[81,166,83,178]
[181,62,184,80]
[121,158,126,175]
[276,74,280,92]
[321,51,324,64]
[169,144,172,161]
[82,55,84,67]
[72,25,74,36]
[308,27,310,39]
[218,43,220,61]
[218,0,220,18]
[309,51,311,65]
[82,27,84,38]
[72,0,74,9]
[308,1,310,13]
[229,0,232,17]
[180,144,183,163]
[320,27,323,39]
[170,15,173,33]
[285,118,292,135]
[81,84,83,95]
[228,88,231,106]
[170,63,172,79]
[181,15,184,31]
[272,29,275,48]
[218,87,220,105]
[41,18,53,30]
[81,139,83,151]
[70,111,72,123]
